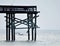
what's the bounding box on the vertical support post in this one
[9,13,10,41]
[13,13,15,41]
[6,13,8,41]
[34,14,37,41]
[11,13,15,41]
[31,14,34,41]
[27,13,30,40]
[6,13,10,41]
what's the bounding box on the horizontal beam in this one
[0,11,40,13]
[15,27,28,29]
[0,5,37,8]
[15,27,40,29]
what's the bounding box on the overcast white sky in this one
[0,0,60,30]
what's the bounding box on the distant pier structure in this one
[0,5,40,41]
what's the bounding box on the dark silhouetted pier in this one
[0,5,40,41]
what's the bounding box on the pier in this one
[0,5,40,41]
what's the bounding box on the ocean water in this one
[0,29,60,46]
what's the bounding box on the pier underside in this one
[0,5,40,41]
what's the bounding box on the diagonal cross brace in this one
[15,17,39,29]
[4,15,39,29]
